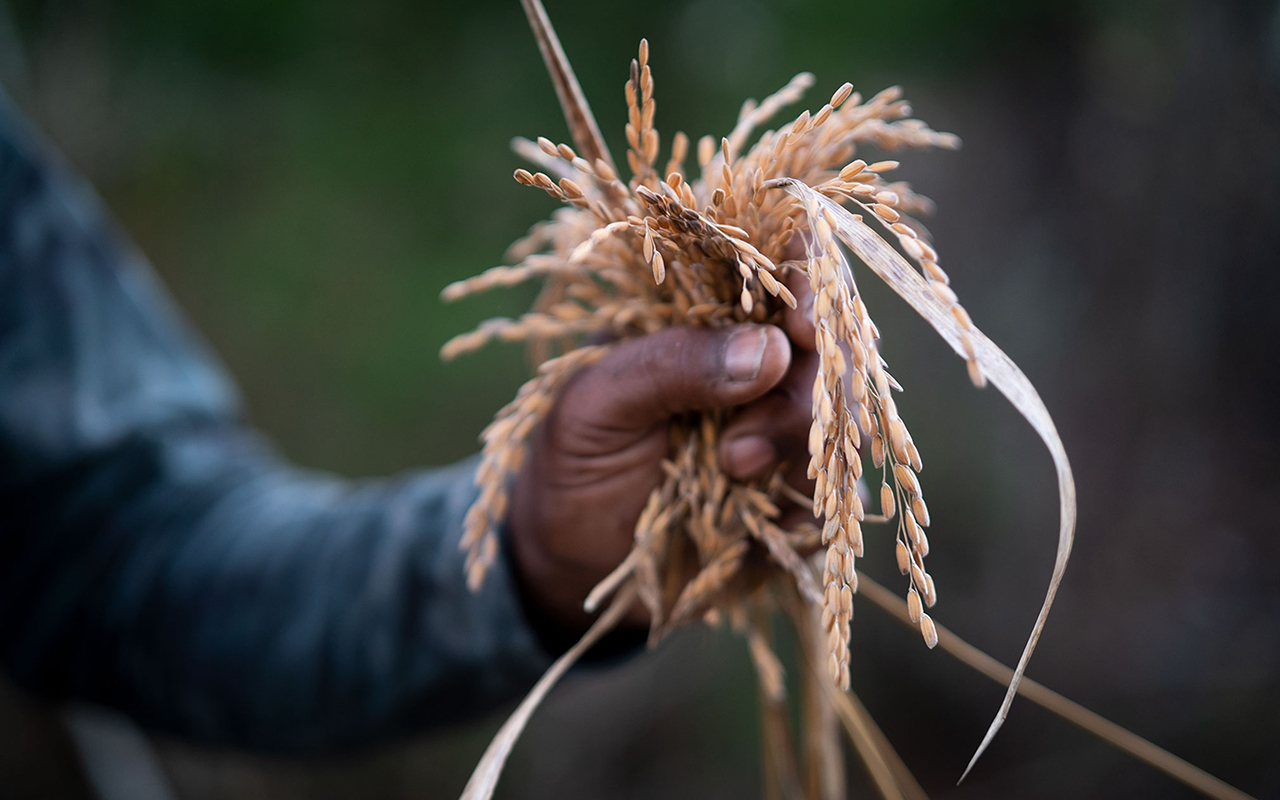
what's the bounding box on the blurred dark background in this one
[1,0,1278,797]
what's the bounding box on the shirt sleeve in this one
[0,88,555,753]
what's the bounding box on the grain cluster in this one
[448,5,1079,798]
[446,40,963,691]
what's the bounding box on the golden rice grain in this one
[920,613,939,648]
[450,13,1077,798]
[907,588,923,623]
[912,496,930,528]
[880,482,896,519]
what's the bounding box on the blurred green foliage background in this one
[2,0,1278,798]
[2,0,1066,476]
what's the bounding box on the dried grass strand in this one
[518,0,615,171]
[449,3,1099,794]
[459,582,637,800]
[795,600,847,800]
[769,179,1077,781]
[855,575,1255,800]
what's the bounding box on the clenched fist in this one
[509,275,824,629]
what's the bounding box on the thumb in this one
[560,324,791,434]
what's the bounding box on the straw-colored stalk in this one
[440,3,1251,800]
[448,35,975,690]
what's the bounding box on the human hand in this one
[508,273,825,630]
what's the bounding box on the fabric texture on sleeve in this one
[0,88,555,752]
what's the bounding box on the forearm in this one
[0,426,552,751]
[0,89,552,749]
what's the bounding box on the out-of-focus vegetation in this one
[2,0,1068,475]
[2,0,1278,798]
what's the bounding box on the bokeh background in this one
[2,0,1279,797]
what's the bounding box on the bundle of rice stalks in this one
[441,3,1252,799]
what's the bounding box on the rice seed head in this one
[450,22,1083,796]
[448,32,994,707]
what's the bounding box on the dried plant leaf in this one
[583,549,640,613]
[518,0,615,172]
[855,575,1257,800]
[770,178,1077,781]
[459,583,636,800]
[451,2,1148,794]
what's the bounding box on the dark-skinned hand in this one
[508,271,822,630]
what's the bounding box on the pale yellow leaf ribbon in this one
[459,583,636,800]
[768,178,1077,783]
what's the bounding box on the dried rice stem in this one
[791,590,846,800]
[784,580,926,800]
[855,575,1256,800]
[458,582,637,800]
[450,4,1088,795]
[752,607,806,800]
[518,0,614,171]
[770,179,1077,780]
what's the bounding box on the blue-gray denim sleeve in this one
[0,90,554,752]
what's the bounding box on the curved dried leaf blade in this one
[856,574,1256,800]
[769,179,1077,782]
[459,584,636,800]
